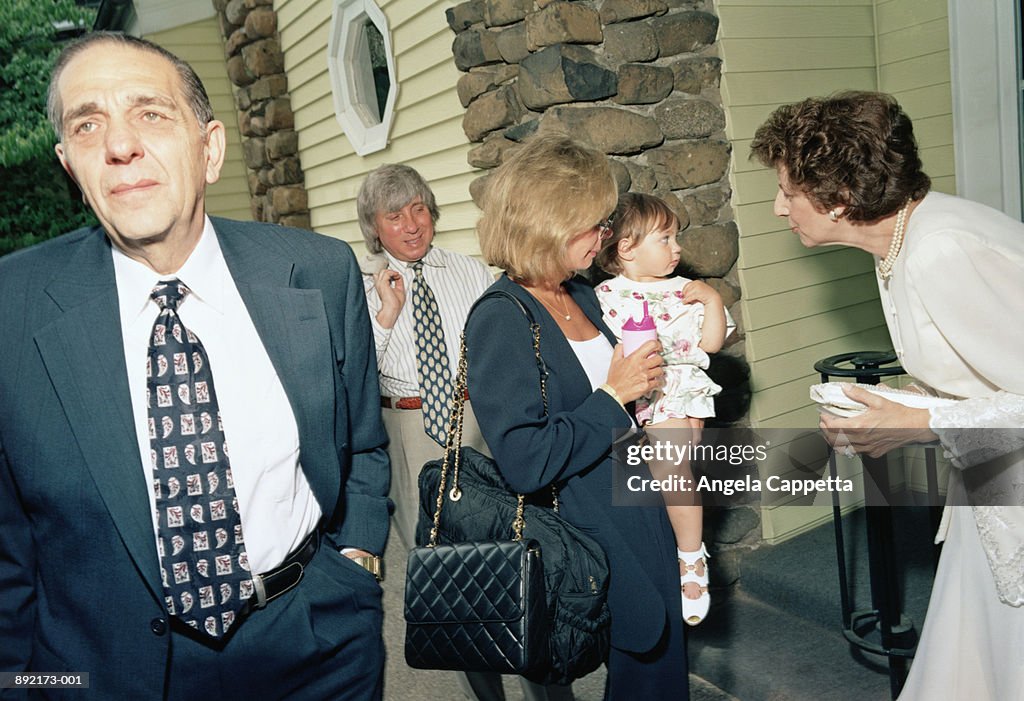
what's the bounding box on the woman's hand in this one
[819,385,937,458]
[606,340,665,404]
[373,268,405,329]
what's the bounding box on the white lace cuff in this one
[928,392,1024,469]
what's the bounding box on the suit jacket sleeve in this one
[465,294,631,494]
[0,436,34,679]
[330,244,391,554]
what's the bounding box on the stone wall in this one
[449,0,742,335]
[211,0,310,229]
[446,0,759,577]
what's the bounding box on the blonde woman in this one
[466,134,690,698]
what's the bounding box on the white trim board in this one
[947,0,1023,219]
[128,0,217,36]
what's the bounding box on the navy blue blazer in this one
[465,275,674,654]
[0,218,389,695]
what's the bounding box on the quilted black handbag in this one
[405,537,547,676]
[405,290,611,685]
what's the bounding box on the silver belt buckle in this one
[252,573,268,609]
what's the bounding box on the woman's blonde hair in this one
[477,133,617,283]
[595,192,679,275]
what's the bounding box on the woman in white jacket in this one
[752,90,1024,701]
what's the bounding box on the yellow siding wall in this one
[875,0,956,194]
[146,18,254,221]
[717,0,952,540]
[276,0,477,255]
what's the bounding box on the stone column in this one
[446,0,759,568]
[450,0,741,324]
[212,0,311,229]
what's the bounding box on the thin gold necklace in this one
[536,289,572,321]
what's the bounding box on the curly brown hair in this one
[749,91,930,221]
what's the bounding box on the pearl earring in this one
[828,209,839,222]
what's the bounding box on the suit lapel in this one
[214,220,339,515]
[36,229,163,597]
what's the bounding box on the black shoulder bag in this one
[404,290,611,685]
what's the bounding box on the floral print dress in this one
[596,275,734,424]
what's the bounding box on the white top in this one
[362,246,494,398]
[876,190,1024,605]
[113,217,319,575]
[567,333,638,433]
[566,334,614,390]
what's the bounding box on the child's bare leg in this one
[646,416,703,540]
[646,417,708,620]
[666,504,702,552]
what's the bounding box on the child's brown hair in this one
[595,192,680,275]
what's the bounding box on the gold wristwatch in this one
[352,554,383,581]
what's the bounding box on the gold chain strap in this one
[428,293,559,546]
[428,335,468,546]
[528,319,559,513]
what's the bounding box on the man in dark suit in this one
[0,32,390,699]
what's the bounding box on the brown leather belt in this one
[380,396,423,410]
[250,529,319,609]
[381,390,469,410]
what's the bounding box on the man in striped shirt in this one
[357,164,494,551]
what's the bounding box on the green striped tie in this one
[410,260,453,445]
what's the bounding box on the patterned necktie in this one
[147,279,253,639]
[410,260,453,446]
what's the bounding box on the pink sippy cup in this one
[621,300,659,356]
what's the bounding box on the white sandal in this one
[678,543,710,626]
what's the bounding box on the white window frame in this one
[327,0,398,156]
[948,0,1022,219]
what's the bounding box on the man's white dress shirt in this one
[113,217,320,574]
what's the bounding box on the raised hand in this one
[373,268,406,329]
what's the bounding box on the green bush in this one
[1,0,98,256]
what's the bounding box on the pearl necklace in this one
[877,200,911,280]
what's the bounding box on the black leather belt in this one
[251,530,319,609]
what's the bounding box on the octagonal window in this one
[327,0,397,155]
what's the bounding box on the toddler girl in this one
[595,192,734,625]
